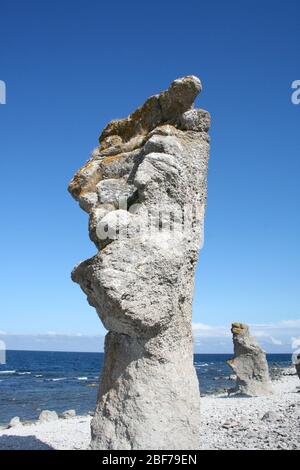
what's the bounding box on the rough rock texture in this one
[8,417,21,428]
[68,76,210,450]
[227,323,273,397]
[38,411,58,423]
[294,354,300,380]
[60,410,76,419]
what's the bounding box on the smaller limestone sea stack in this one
[227,323,273,396]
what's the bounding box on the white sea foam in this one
[77,377,88,381]
[0,370,16,375]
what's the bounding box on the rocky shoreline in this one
[0,368,299,450]
[199,374,299,450]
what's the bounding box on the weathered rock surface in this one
[69,76,210,450]
[8,416,22,428]
[38,410,59,423]
[294,354,300,380]
[281,366,297,376]
[227,323,273,397]
[60,409,76,419]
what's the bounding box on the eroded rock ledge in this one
[69,76,210,450]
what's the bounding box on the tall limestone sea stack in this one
[227,323,273,397]
[68,76,210,450]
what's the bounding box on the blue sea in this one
[0,351,292,426]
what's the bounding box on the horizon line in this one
[1,349,294,355]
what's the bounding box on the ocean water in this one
[0,350,293,425]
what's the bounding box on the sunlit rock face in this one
[227,323,273,397]
[68,76,210,450]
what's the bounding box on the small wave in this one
[17,372,31,376]
[77,377,88,381]
[47,377,67,382]
[0,370,16,375]
[195,363,209,367]
[35,374,43,378]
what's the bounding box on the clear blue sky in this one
[0,0,299,336]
